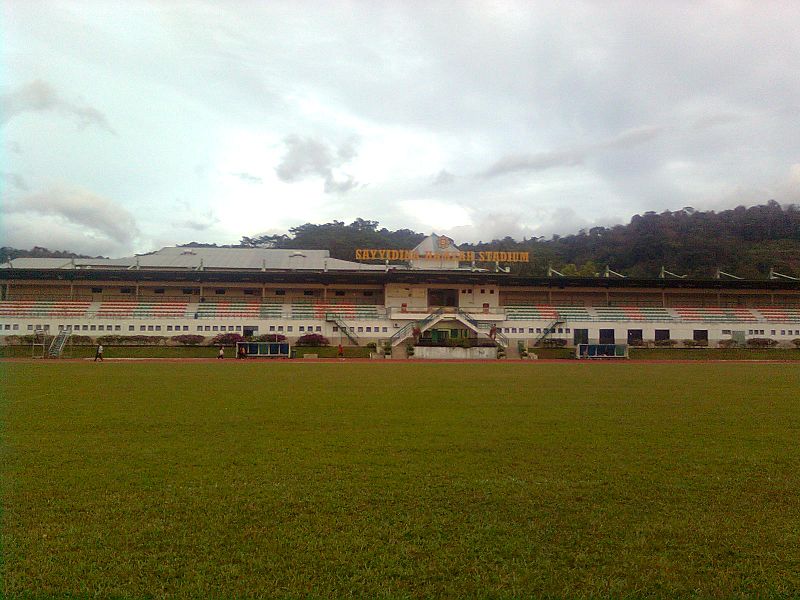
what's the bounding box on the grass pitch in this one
[2,362,799,598]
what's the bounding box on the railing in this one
[456,309,509,346]
[325,313,359,344]
[532,319,564,346]
[390,308,445,346]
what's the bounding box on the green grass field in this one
[2,362,799,598]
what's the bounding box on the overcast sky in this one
[2,1,799,256]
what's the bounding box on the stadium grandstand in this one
[1,236,799,353]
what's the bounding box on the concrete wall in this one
[414,346,498,360]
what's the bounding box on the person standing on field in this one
[218,346,224,359]
[94,343,104,362]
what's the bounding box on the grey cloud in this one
[0,80,115,133]
[481,125,664,178]
[5,187,139,245]
[1,172,29,191]
[433,170,455,185]
[232,172,263,184]
[276,135,359,194]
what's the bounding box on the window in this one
[490,289,494,294]
[167,325,173,331]
[382,327,388,333]
[235,326,241,331]
[212,326,218,331]
[363,291,373,297]
[627,329,643,344]
[28,325,33,331]
[90,325,96,331]
[13,324,19,330]
[148,325,154,331]
[565,328,571,333]
[156,325,161,331]
[315,326,321,332]
[536,328,542,333]
[693,330,709,342]
[83,325,89,331]
[154,288,165,294]
[182,288,195,295]
[557,328,563,333]
[115,325,121,331]
[97,325,104,331]
[204,326,211,331]
[655,329,670,341]
[299,326,305,332]
[129,325,135,331]
[275,290,285,296]
[366,327,372,332]
[781,330,786,336]
[303,290,314,296]
[91,287,102,293]
[287,326,293,332]
[197,326,203,331]
[333,326,339,332]
[771,330,776,336]
[269,325,275,331]
[335,291,345,296]
[215,289,225,295]
[511,328,517,333]
[529,328,534,333]
[722,329,731,335]
[277,326,283,332]
[120,287,132,294]
[244,289,257,296]
[4,324,10,330]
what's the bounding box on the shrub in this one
[405,343,414,357]
[211,332,245,346]
[296,333,329,347]
[97,335,128,345]
[254,334,286,342]
[627,338,646,347]
[746,337,778,348]
[366,342,377,350]
[383,342,392,356]
[793,339,800,348]
[171,334,205,346]
[654,339,677,347]
[539,338,567,348]
[718,339,738,349]
[683,339,709,348]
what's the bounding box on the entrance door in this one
[428,288,458,308]
[243,326,258,338]
[599,329,615,344]
[573,329,589,345]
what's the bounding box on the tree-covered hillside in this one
[4,203,798,279]
[241,203,800,278]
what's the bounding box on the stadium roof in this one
[0,247,386,272]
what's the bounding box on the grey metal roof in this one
[0,247,385,272]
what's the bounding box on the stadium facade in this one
[1,235,799,351]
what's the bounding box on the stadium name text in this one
[354,249,530,262]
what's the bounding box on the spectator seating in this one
[672,307,758,322]
[754,307,800,323]
[96,301,191,319]
[594,307,676,321]
[0,300,91,318]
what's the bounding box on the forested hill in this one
[0,247,97,263]
[240,203,800,279]
[4,203,799,279]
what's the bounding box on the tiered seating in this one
[555,306,592,321]
[196,301,261,319]
[594,307,675,321]
[259,302,284,318]
[290,302,381,320]
[755,307,800,323]
[504,305,560,320]
[673,307,758,322]
[0,300,91,318]
[96,301,190,319]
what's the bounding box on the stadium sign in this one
[354,249,529,262]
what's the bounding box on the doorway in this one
[428,288,458,308]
